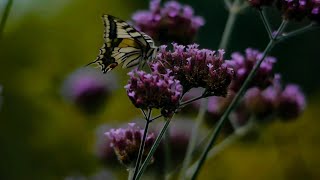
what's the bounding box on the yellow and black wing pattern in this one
[88,14,158,73]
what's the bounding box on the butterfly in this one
[87,14,158,73]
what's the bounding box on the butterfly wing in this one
[89,15,155,73]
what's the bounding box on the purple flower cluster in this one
[155,43,234,96]
[277,84,306,120]
[131,0,205,44]
[182,48,306,129]
[125,64,183,117]
[61,68,117,114]
[248,0,320,22]
[227,48,276,91]
[96,119,201,173]
[276,0,311,21]
[105,123,155,168]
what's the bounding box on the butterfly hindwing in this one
[88,14,157,73]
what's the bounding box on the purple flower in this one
[105,123,155,168]
[227,48,276,91]
[61,67,117,114]
[276,0,310,21]
[248,0,275,8]
[95,124,119,168]
[155,43,234,96]
[244,86,278,119]
[131,0,205,44]
[125,64,183,117]
[277,84,306,120]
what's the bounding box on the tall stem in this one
[180,0,242,178]
[0,0,13,40]
[190,20,288,180]
[218,0,240,50]
[259,9,273,39]
[179,99,207,180]
[136,118,172,180]
[133,109,152,179]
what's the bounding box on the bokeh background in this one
[0,0,320,179]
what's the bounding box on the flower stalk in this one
[180,0,246,178]
[133,109,152,179]
[190,20,288,180]
[136,117,172,180]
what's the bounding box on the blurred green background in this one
[0,0,320,179]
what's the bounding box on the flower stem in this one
[179,98,207,180]
[179,95,204,107]
[136,117,172,180]
[0,0,13,41]
[164,128,171,178]
[133,109,152,179]
[278,23,317,42]
[183,0,244,178]
[218,0,241,50]
[128,168,135,180]
[259,9,273,40]
[190,20,288,180]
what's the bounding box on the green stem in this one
[179,95,204,107]
[190,20,288,180]
[133,109,152,179]
[164,128,171,179]
[218,0,240,50]
[135,118,172,180]
[278,23,317,42]
[180,0,243,178]
[128,168,135,180]
[179,98,207,180]
[0,0,13,40]
[259,9,273,40]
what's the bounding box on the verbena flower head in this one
[105,123,155,168]
[61,67,117,114]
[244,75,306,121]
[155,43,234,96]
[248,0,275,8]
[276,0,310,21]
[132,0,205,44]
[244,86,278,119]
[95,124,119,168]
[125,65,183,117]
[227,48,276,91]
[277,84,306,120]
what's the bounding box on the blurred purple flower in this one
[96,118,202,174]
[227,48,276,91]
[61,67,117,114]
[155,43,234,95]
[248,0,275,8]
[105,123,155,168]
[131,0,205,44]
[125,64,183,117]
[277,84,306,120]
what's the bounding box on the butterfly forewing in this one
[88,14,157,73]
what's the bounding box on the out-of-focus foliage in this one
[0,0,319,179]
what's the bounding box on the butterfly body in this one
[90,15,158,73]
